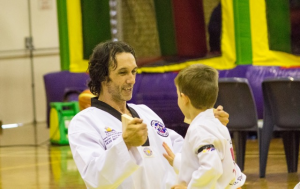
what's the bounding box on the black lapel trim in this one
[127,106,139,118]
[91,97,141,119]
[91,97,123,120]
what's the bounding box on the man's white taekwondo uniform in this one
[68,98,184,189]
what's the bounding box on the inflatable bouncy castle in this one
[56,0,300,72]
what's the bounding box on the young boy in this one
[164,64,246,189]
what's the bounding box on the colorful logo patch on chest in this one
[103,127,122,146]
[151,120,169,137]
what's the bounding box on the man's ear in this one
[102,76,110,86]
[101,80,106,87]
[181,93,190,105]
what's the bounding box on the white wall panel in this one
[0,0,60,125]
[0,58,33,124]
[30,0,59,49]
[33,54,60,122]
[0,0,30,51]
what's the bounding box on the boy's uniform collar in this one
[190,108,215,125]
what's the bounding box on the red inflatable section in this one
[172,0,207,58]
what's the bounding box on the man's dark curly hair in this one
[88,41,136,96]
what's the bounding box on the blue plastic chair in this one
[259,77,300,178]
[215,77,258,171]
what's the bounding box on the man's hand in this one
[214,105,229,126]
[162,142,175,166]
[122,117,148,149]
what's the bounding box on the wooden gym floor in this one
[0,122,299,189]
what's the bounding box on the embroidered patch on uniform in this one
[143,147,153,156]
[150,120,169,137]
[103,128,122,146]
[237,175,243,181]
[229,174,243,186]
[198,144,215,154]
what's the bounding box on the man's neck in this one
[98,96,129,115]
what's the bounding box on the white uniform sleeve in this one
[69,120,140,189]
[187,146,223,189]
[185,125,223,189]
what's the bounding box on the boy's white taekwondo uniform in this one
[68,98,184,189]
[176,109,246,189]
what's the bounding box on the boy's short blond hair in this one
[175,64,219,110]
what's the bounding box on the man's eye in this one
[119,72,127,75]
[132,70,137,74]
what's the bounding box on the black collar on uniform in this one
[91,97,140,121]
[91,97,149,146]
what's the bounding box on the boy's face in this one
[176,85,189,119]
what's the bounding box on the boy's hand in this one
[214,105,229,126]
[162,142,175,166]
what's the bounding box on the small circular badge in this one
[143,147,153,156]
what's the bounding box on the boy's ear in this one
[181,93,190,105]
